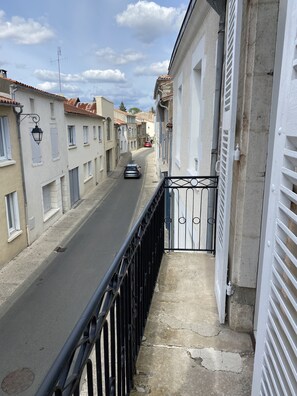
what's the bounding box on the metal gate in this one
[164,176,218,253]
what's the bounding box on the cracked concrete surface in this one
[132,253,254,395]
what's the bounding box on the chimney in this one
[0,69,7,78]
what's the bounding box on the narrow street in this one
[0,148,154,396]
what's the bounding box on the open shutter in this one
[252,1,297,394]
[215,0,242,323]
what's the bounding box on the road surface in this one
[0,148,153,396]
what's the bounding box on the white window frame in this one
[0,116,12,161]
[42,180,59,221]
[83,126,89,145]
[5,192,21,238]
[84,160,93,181]
[68,125,76,147]
[98,126,102,142]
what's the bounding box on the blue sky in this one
[0,1,187,111]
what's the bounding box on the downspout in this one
[206,5,226,251]
[13,103,30,246]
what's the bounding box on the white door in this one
[215,0,243,323]
[252,1,297,394]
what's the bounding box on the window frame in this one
[5,191,20,236]
[68,125,76,147]
[0,116,12,161]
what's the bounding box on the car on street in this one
[124,163,141,179]
[144,141,152,147]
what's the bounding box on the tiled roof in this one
[66,98,80,106]
[0,95,20,106]
[1,77,65,100]
[64,102,102,118]
[77,102,97,113]
[114,118,126,125]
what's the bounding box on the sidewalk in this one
[0,151,148,318]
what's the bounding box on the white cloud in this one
[82,69,126,83]
[34,69,83,83]
[34,68,126,84]
[36,81,58,91]
[0,10,54,44]
[116,1,186,43]
[96,47,146,65]
[135,60,169,76]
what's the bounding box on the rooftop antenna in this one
[57,47,62,93]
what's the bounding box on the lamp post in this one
[19,113,43,144]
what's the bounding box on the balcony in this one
[37,177,254,395]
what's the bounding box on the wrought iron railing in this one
[164,176,218,252]
[37,176,217,395]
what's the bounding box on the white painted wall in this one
[14,88,68,244]
[65,112,106,198]
[170,6,219,177]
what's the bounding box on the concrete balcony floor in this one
[132,252,254,395]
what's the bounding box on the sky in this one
[0,1,187,111]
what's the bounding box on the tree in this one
[119,101,127,112]
[129,107,142,114]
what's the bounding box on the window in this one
[42,181,58,216]
[107,118,111,140]
[29,98,35,113]
[50,102,55,118]
[0,117,12,161]
[68,125,76,146]
[5,192,20,236]
[83,126,89,144]
[31,132,42,164]
[84,160,92,180]
[50,127,59,159]
[98,126,102,142]
[93,126,96,139]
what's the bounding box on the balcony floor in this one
[133,252,254,395]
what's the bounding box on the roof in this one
[0,76,65,101]
[0,95,20,106]
[77,102,97,113]
[64,102,103,119]
[153,75,172,99]
[114,118,126,125]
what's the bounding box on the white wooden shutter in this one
[215,0,242,323]
[50,127,59,159]
[31,129,42,164]
[252,1,297,394]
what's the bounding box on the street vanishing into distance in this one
[0,148,153,395]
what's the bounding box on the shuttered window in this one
[0,117,12,161]
[253,1,297,393]
[50,127,59,159]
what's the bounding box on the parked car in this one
[144,141,152,147]
[124,164,141,179]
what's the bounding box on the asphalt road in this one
[0,149,152,396]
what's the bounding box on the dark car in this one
[144,141,152,147]
[124,163,141,179]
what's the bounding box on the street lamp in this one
[20,113,43,145]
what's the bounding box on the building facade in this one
[167,0,297,393]
[65,102,106,207]
[0,96,27,266]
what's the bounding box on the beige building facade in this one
[0,98,27,267]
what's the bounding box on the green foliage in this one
[128,107,141,114]
[119,101,127,112]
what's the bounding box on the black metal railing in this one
[164,176,218,252]
[36,181,165,396]
[37,176,217,395]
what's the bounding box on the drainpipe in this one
[13,102,30,246]
[206,6,226,251]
